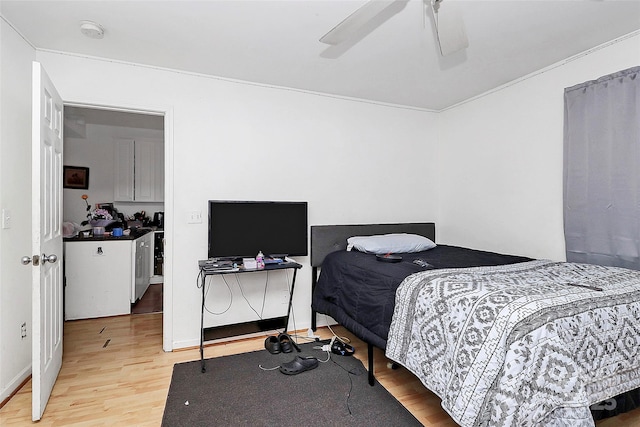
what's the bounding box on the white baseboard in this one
[172,338,200,350]
[0,365,31,405]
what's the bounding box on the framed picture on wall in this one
[63,166,90,189]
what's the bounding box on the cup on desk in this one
[112,227,123,237]
[92,226,105,236]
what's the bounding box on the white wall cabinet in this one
[113,139,135,202]
[114,138,164,202]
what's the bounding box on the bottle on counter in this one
[256,251,265,270]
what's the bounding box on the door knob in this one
[21,255,40,266]
[42,254,58,264]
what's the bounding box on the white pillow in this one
[346,233,436,255]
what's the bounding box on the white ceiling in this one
[2,0,640,111]
[63,106,164,139]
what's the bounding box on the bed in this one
[310,222,640,427]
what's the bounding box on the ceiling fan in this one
[320,0,469,56]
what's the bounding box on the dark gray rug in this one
[162,342,422,426]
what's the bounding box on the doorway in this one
[62,106,166,317]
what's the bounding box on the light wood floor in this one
[1,313,639,426]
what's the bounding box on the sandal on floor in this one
[331,338,355,356]
[278,333,300,353]
[279,356,319,375]
[264,335,281,354]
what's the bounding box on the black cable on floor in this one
[329,355,363,415]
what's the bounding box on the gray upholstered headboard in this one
[310,222,436,267]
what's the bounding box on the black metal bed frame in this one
[310,222,436,386]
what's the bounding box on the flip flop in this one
[279,356,319,375]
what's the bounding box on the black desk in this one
[198,261,302,372]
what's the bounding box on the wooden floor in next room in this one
[1,312,639,426]
[131,282,163,315]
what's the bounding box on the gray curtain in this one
[564,66,640,269]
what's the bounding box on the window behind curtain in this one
[564,66,640,269]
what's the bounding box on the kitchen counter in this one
[63,227,158,242]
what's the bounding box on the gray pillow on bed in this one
[346,233,436,254]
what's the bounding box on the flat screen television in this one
[208,200,308,260]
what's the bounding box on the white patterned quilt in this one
[386,260,640,427]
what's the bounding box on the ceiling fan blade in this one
[432,0,469,56]
[320,0,398,45]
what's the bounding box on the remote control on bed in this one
[413,259,434,269]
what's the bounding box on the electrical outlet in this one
[187,210,202,224]
[1,209,11,229]
[21,322,27,339]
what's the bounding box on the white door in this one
[30,62,64,421]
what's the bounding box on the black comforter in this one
[311,245,531,350]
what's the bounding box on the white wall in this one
[438,33,640,261]
[35,50,440,349]
[0,19,35,403]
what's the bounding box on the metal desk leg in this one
[281,268,301,352]
[282,268,298,334]
[200,274,206,373]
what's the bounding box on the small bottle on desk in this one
[256,251,265,270]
